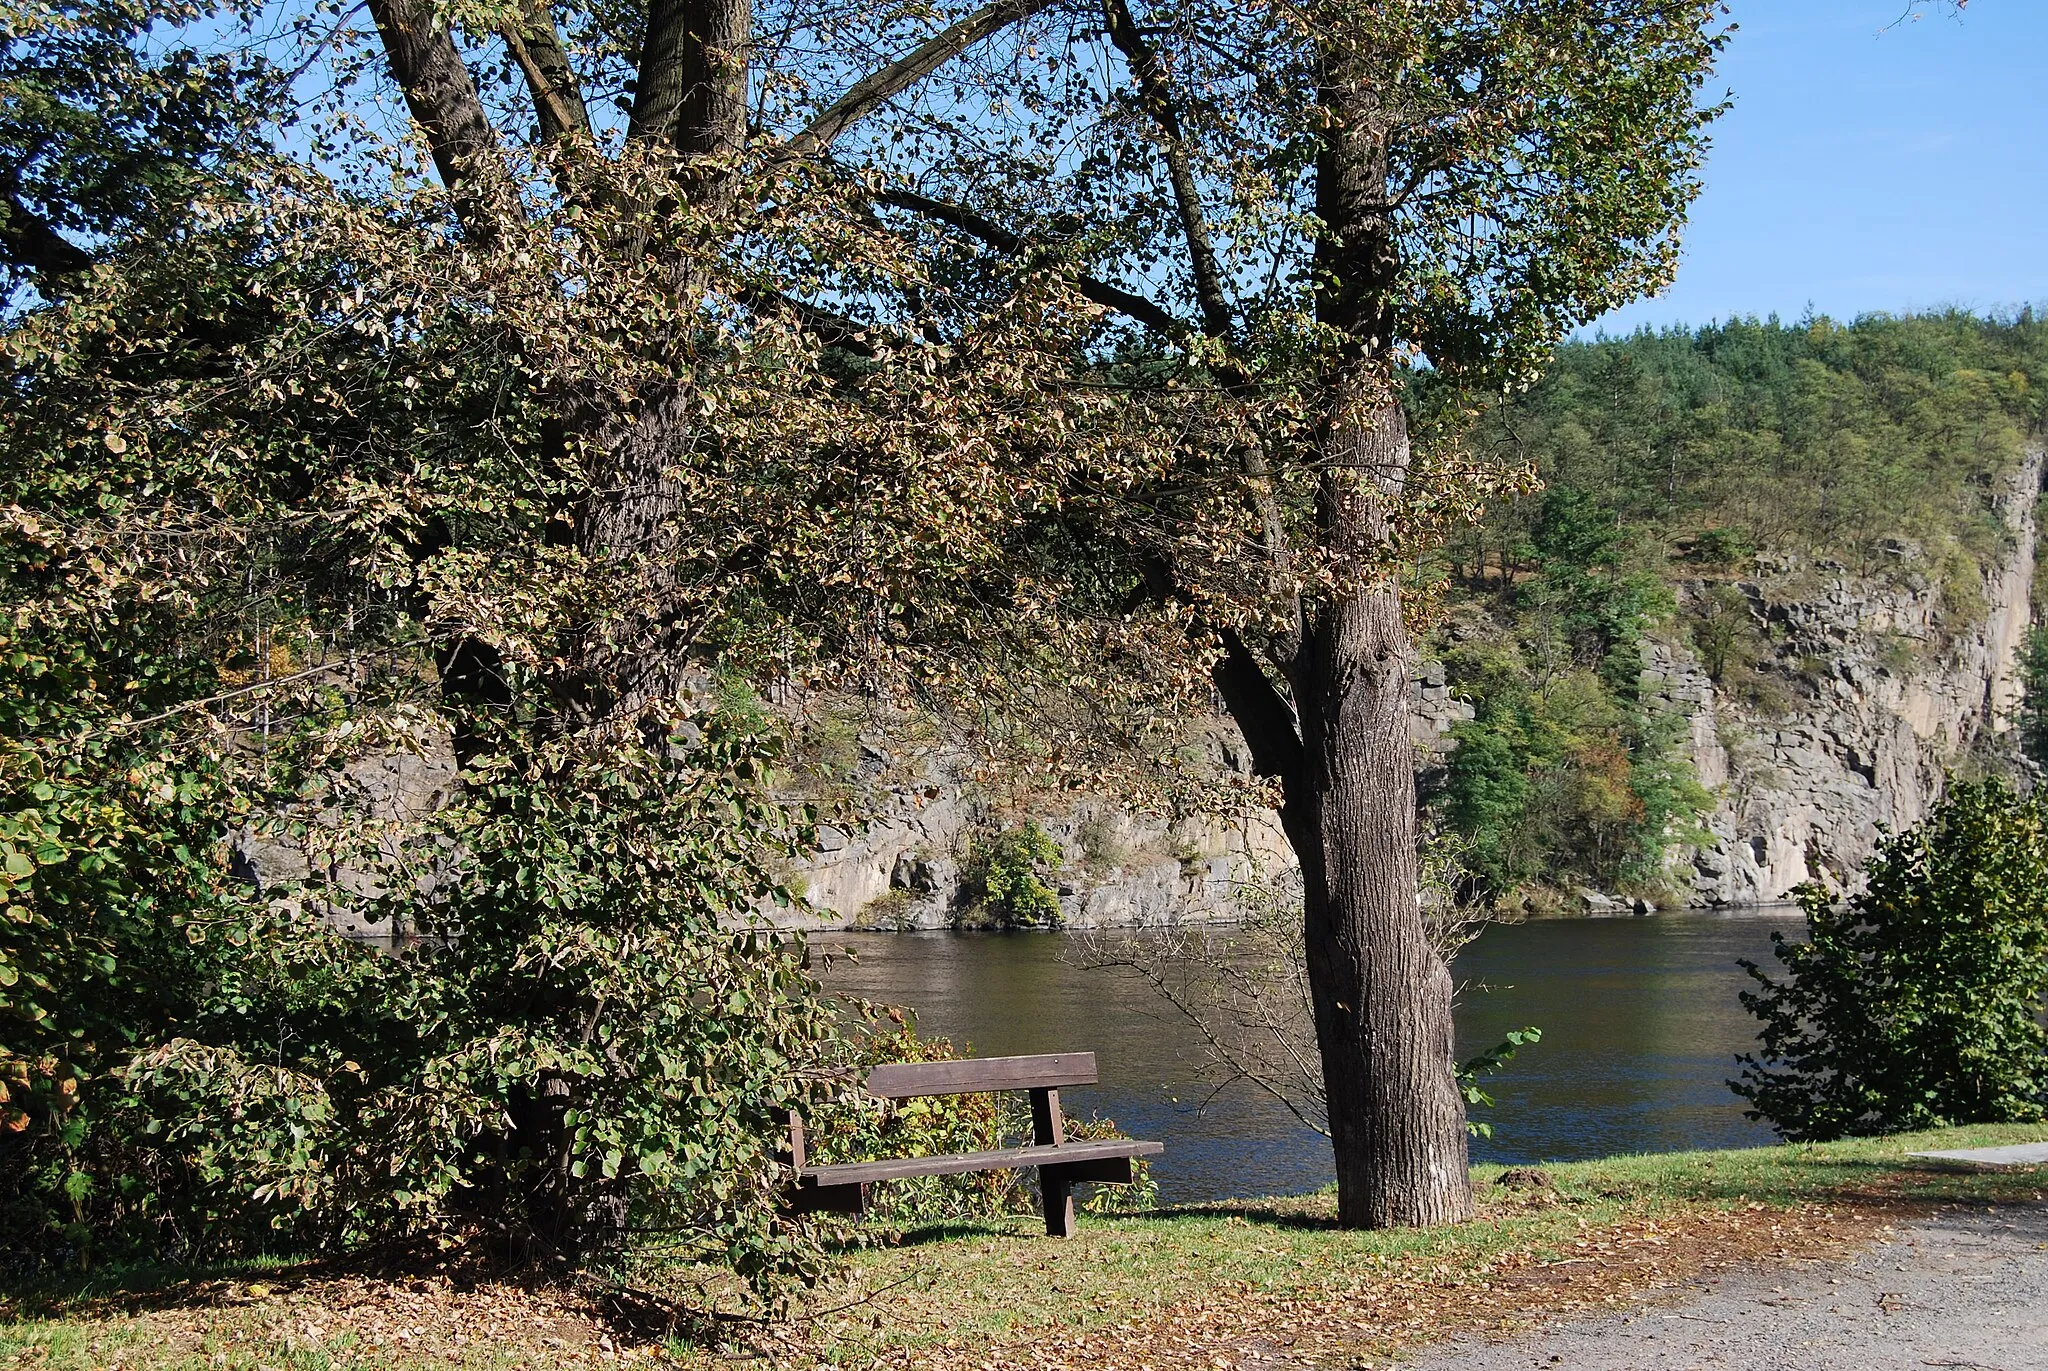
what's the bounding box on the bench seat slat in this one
[865,1051,1097,1099]
[799,1137,1161,1186]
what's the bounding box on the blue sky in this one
[1588,0,2048,336]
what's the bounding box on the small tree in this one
[2012,625,2048,767]
[1733,779,2048,1141]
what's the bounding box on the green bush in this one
[1734,779,2048,1141]
[964,822,1064,928]
[0,190,838,1299]
[2014,626,2048,768]
[2,685,836,1297]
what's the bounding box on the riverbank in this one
[823,914,1805,1199]
[4,1123,2044,1370]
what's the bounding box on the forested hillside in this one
[1428,311,2048,906]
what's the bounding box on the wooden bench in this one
[784,1051,1162,1238]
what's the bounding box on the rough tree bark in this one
[1273,39,1476,1230]
[1097,4,1475,1226]
[1283,399,1472,1228]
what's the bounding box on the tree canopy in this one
[0,0,1729,1263]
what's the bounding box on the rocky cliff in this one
[776,681,1471,931]
[781,444,2044,928]
[1655,443,2042,904]
[261,447,2043,933]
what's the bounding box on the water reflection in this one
[817,909,1801,1205]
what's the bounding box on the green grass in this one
[760,1122,2048,1365]
[6,1124,2046,1370]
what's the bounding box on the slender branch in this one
[72,664,351,740]
[1212,624,1303,783]
[879,185,1022,251]
[877,187,1190,335]
[1100,2,1308,664]
[501,0,590,141]
[731,285,879,355]
[1103,0,1231,337]
[1082,934,1329,1137]
[785,0,1057,158]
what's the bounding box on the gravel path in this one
[1406,1203,2048,1371]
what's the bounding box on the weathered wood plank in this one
[865,1052,1097,1099]
[1040,1164,1076,1238]
[1029,1086,1064,1147]
[790,1179,866,1214]
[799,1136,1160,1186]
[1040,1155,1135,1186]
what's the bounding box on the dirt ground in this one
[1404,1202,2048,1371]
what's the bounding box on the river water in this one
[817,909,1803,1205]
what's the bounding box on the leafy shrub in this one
[805,1012,1028,1226]
[2014,626,2048,767]
[0,212,839,1298]
[1683,526,1755,568]
[3,688,837,1298]
[963,822,1064,928]
[1458,1027,1544,1139]
[1734,779,2048,1141]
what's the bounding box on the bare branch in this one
[1103,0,1231,337]
[878,186,1190,335]
[502,0,589,142]
[785,0,1056,158]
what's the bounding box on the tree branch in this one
[785,0,1056,158]
[731,285,879,355]
[1103,0,1232,337]
[364,0,507,230]
[877,186,1189,335]
[502,0,589,142]
[1212,624,1303,784]
[0,192,95,284]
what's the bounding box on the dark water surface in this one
[818,909,1802,1205]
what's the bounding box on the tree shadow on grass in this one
[0,1239,575,1323]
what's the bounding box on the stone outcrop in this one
[232,733,459,938]
[1653,444,2042,904]
[262,445,2042,931]
[775,673,1472,931]
[782,444,2042,926]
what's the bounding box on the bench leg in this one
[1038,1165,1076,1238]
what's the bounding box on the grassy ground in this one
[5,1123,2046,1371]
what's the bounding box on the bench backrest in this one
[865,1051,1096,1100]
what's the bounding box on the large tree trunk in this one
[1281,392,1473,1229]
[1285,32,1476,1222]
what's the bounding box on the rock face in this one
[260,449,2042,932]
[1653,443,2042,904]
[232,735,459,938]
[777,673,1472,932]
[782,444,2043,927]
